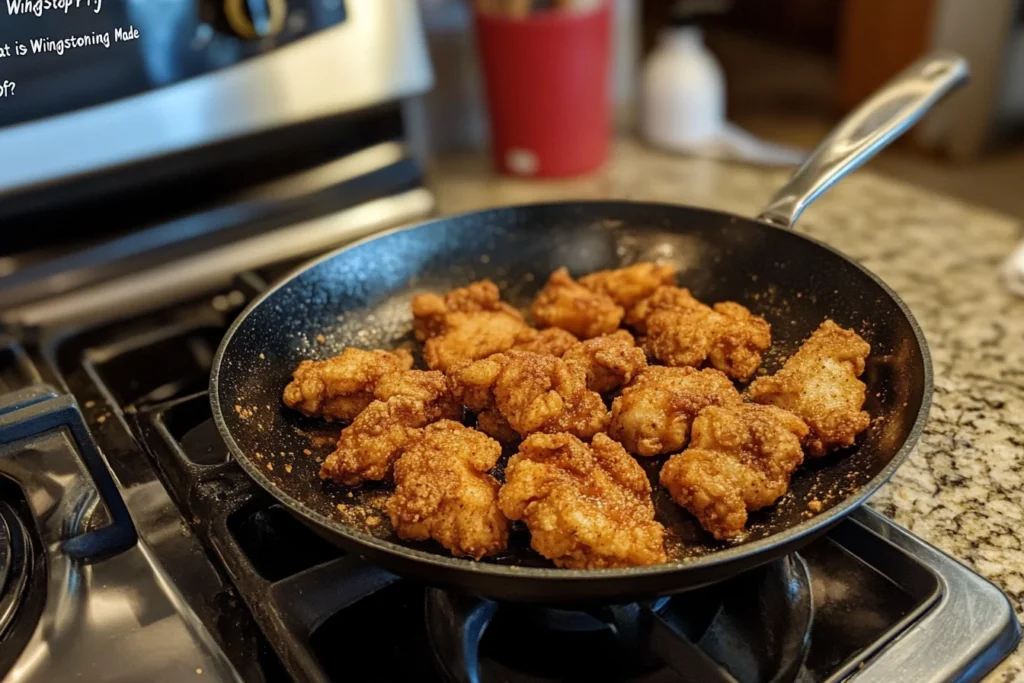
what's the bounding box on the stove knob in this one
[224,0,287,39]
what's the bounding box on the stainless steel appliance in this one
[0,0,431,195]
[0,2,1018,681]
[0,0,434,328]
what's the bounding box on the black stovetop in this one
[1,260,1015,683]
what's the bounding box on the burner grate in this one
[138,391,402,682]
[228,503,340,582]
[41,282,291,683]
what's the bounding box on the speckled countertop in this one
[428,139,1024,680]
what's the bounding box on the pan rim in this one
[210,199,934,582]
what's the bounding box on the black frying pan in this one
[210,54,967,602]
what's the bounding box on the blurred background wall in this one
[417,0,1024,217]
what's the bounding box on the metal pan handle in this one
[758,52,969,229]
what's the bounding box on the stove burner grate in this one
[427,555,812,683]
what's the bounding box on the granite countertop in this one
[428,138,1024,680]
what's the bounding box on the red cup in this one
[475,3,612,178]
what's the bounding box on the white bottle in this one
[641,23,726,151]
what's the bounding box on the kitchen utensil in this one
[211,53,967,602]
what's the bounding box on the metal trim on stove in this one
[0,387,136,561]
[848,507,1021,683]
[0,141,414,311]
[823,516,943,681]
[0,384,243,683]
[1,186,435,327]
[0,0,433,200]
[0,387,53,418]
[54,377,284,680]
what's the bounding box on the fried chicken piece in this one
[447,351,609,440]
[625,285,702,334]
[578,262,677,309]
[748,320,871,456]
[609,366,742,456]
[496,353,610,438]
[320,398,423,486]
[628,286,770,381]
[410,293,449,342]
[320,371,461,486]
[561,330,647,393]
[643,309,713,367]
[511,327,580,357]
[283,347,414,421]
[499,433,666,568]
[530,267,624,339]
[412,279,523,341]
[387,421,508,559]
[706,302,772,381]
[423,310,530,371]
[373,369,462,417]
[446,354,506,412]
[440,358,513,446]
[476,409,519,443]
[660,405,809,540]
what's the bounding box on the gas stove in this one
[0,5,1018,669]
[0,232,1017,682]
